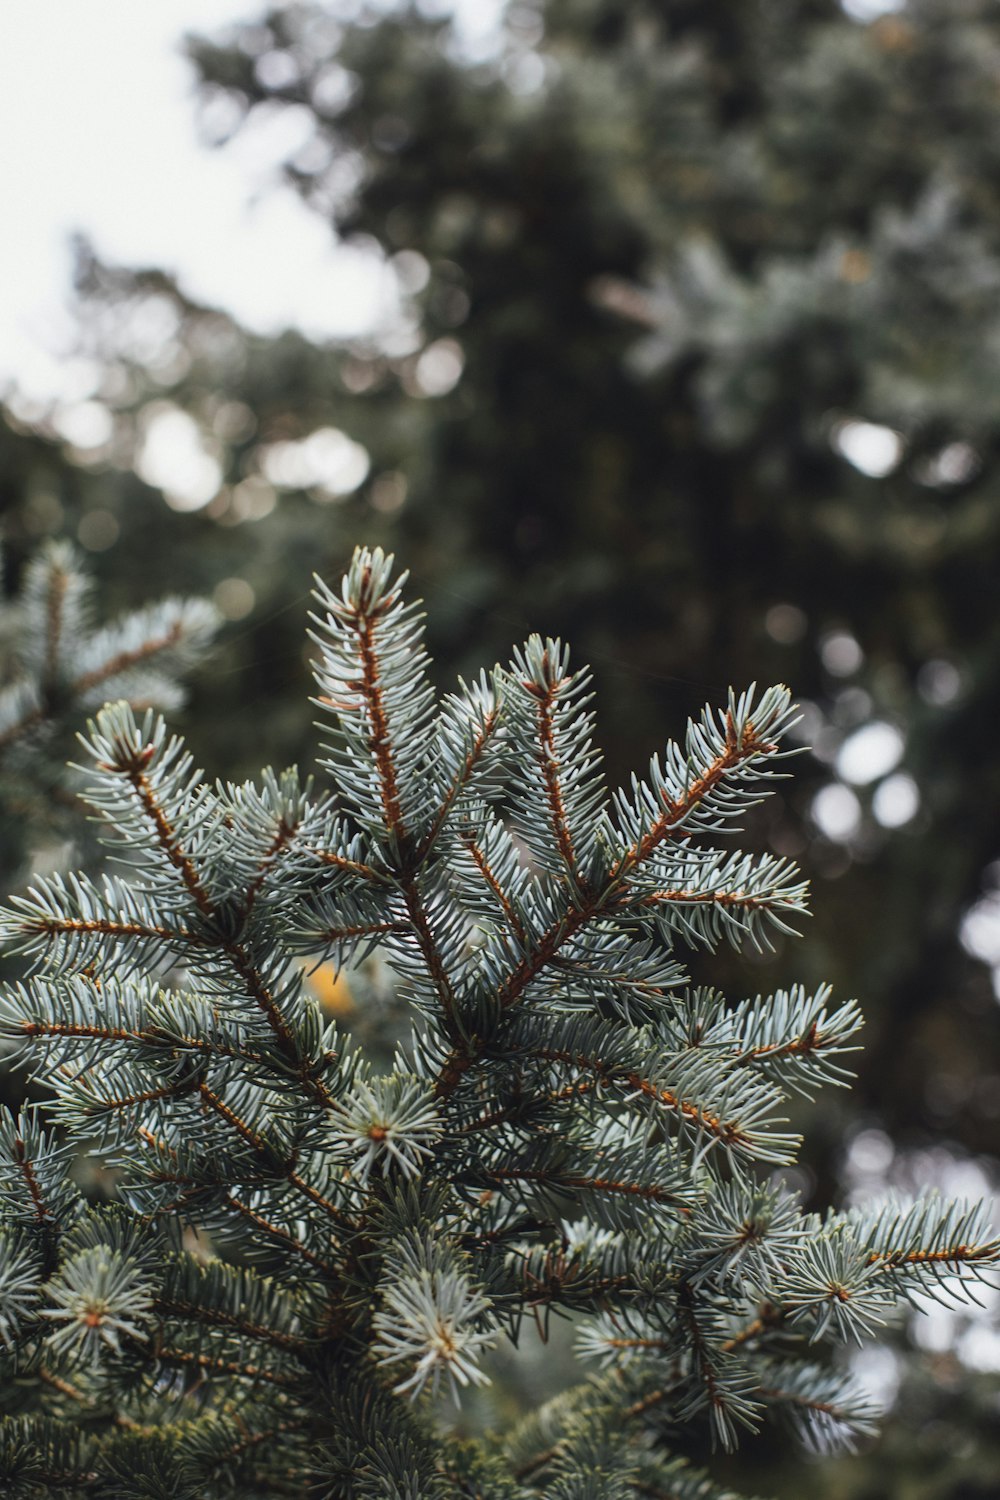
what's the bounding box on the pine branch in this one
[0,546,996,1497]
[0,542,217,767]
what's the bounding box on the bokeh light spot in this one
[413,339,464,397]
[836,722,904,785]
[832,418,903,477]
[259,428,369,497]
[872,773,919,828]
[765,602,807,645]
[918,658,963,706]
[213,577,256,621]
[370,471,409,514]
[137,405,222,512]
[77,509,120,552]
[812,783,862,842]
[52,401,113,450]
[961,891,1000,967]
[820,630,864,677]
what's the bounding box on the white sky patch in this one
[910,1297,956,1354]
[872,772,919,828]
[960,892,1000,968]
[50,401,114,451]
[811,783,862,842]
[836,722,904,786]
[137,405,222,511]
[832,419,904,478]
[258,427,370,496]
[851,1345,899,1411]
[841,0,907,23]
[958,1321,1000,1373]
[0,0,405,404]
[959,884,1000,1007]
[848,1127,894,1176]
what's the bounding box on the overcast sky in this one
[0,0,892,409]
[0,0,406,403]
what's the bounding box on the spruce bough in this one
[0,548,995,1498]
[0,539,217,897]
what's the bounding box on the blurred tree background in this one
[4,0,1000,1493]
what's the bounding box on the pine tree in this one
[46,0,1000,1174]
[0,547,995,1498]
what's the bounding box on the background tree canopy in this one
[3,1,1000,1493]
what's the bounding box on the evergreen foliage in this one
[0,540,218,893]
[0,547,995,1498]
[39,0,1000,1174]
